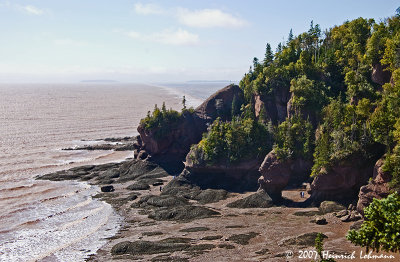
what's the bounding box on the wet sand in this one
[40,160,397,262]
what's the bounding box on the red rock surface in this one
[310,155,375,203]
[356,158,392,216]
[258,151,312,198]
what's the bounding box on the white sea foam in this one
[0,83,223,261]
[0,182,121,262]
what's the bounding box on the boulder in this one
[335,210,348,218]
[127,182,150,191]
[100,185,114,192]
[258,151,312,199]
[313,217,327,225]
[356,158,391,216]
[350,220,364,230]
[319,201,346,214]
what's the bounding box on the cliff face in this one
[309,155,375,204]
[356,158,392,216]
[253,84,290,124]
[195,84,244,122]
[137,111,206,172]
[258,151,312,199]
[137,84,244,173]
[183,148,262,192]
[371,63,391,86]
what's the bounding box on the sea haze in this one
[0,82,227,261]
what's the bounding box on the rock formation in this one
[258,151,312,199]
[253,84,290,124]
[356,158,392,216]
[137,84,244,173]
[309,154,376,204]
[371,63,391,86]
[183,151,262,192]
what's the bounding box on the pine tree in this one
[263,43,274,66]
[231,94,240,117]
[276,42,282,53]
[253,57,259,69]
[287,29,294,43]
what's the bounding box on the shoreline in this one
[37,155,398,262]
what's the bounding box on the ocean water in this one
[0,82,226,262]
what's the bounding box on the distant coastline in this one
[80,80,119,83]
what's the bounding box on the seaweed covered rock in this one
[318,201,346,214]
[161,174,230,204]
[227,190,273,208]
[280,232,327,247]
[149,205,220,222]
[111,240,190,256]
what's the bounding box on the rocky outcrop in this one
[183,154,262,192]
[253,84,290,124]
[137,84,244,173]
[356,158,392,216]
[310,155,376,204]
[371,63,391,86]
[258,151,312,199]
[195,84,244,122]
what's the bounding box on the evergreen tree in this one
[253,57,259,69]
[263,43,274,66]
[276,42,282,53]
[287,29,294,43]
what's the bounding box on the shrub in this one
[347,193,400,253]
[140,103,181,139]
[191,117,273,165]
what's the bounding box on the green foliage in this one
[370,69,400,147]
[263,43,274,67]
[140,104,181,139]
[314,233,335,262]
[273,116,314,160]
[311,98,374,176]
[344,70,375,101]
[221,12,400,178]
[192,117,273,165]
[347,193,400,253]
[383,145,400,190]
[289,75,328,114]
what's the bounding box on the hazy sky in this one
[0,0,398,83]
